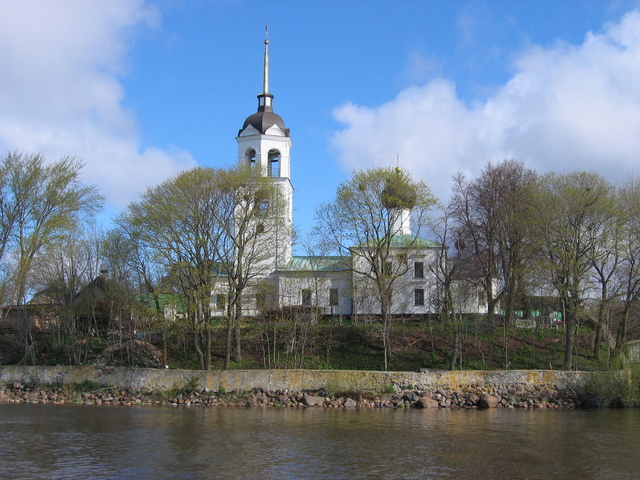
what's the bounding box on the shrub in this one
[583,366,640,407]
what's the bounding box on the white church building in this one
[213,34,488,320]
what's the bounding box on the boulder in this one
[302,395,325,407]
[403,391,419,402]
[478,394,499,408]
[416,396,439,408]
[343,398,357,408]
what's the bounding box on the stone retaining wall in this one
[0,365,588,393]
[0,366,592,409]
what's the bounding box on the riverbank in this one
[0,365,597,408]
[0,380,579,409]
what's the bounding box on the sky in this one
[1,0,640,250]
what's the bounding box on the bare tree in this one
[451,160,537,325]
[30,226,103,364]
[103,223,171,366]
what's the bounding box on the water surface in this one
[1,404,638,479]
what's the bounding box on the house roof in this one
[277,256,351,272]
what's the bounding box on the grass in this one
[6,318,631,372]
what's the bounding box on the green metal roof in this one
[277,256,351,272]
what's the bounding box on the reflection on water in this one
[1,404,639,479]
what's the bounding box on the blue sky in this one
[1,0,640,249]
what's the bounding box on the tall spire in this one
[257,22,274,113]
[263,22,269,95]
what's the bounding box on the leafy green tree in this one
[585,192,622,360]
[0,152,103,305]
[0,152,102,364]
[209,167,284,368]
[614,177,640,355]
[532,171,615,370]
[118,166,280,370]
[119,167,224,370]
[315,167,436,370]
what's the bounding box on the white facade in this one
[350,240,442,317]
[212,35,489,320]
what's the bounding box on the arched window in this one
[268,149,280,177]
[257,200,269,216]
[247,149,257,169]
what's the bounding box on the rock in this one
[402,391,419,402]
[478,394,499,408]
[343,398,357,408]
[416,396,439,408]
[302,395,325,407]
[540,388,555,399]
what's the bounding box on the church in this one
[212,34,488,320]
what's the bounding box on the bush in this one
[583,365,640,407]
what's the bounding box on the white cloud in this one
[331,10,640,202]
[0,0,196,211]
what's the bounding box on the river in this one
[1,404,638,479]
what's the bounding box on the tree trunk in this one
[234,293,242,362]
[193,331,205,370]
[563,298,574,370]
[381,294,391,371]
[224,316,232,369]
[161,330,168,367]
[234,323,242,363]
[593,322,602,359]
[205,328,212,370]
[449,322,459,371]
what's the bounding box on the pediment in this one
[265,124,285,136]
[239,124,260,137]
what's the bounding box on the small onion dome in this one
[381,174,417,210]
[241,110,289,136]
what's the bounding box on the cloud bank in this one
[0,0,196,210]
[331,10,640,202]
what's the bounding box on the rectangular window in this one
[478,290,486,306]
[301,289,312,306]
[256,293,266,310]
[384,261,393,277]
[414,288,425,307]
[414,261,424,278]
[329,288,339,306]
[216,294,226,311]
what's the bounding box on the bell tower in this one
[236,26,293,270]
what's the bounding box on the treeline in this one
[0,152,638,371]
[435,160,640,370]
